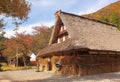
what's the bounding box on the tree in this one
[32,25,52,54]
[3,25,53,66]
[12,32,33,66]
[0,0,31,59]
[0,19,6,37]
[2,38,16,58]
[109,12,120,29]
[99,12,120,30]
[3,32,33,66]
[0,19,6,56]
[99,16,109,23]
[0,0,31,26]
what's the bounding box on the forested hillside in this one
[84,1,120,29]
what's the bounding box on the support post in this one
[36,61,40,72]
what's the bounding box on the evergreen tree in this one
[99,12,120,30]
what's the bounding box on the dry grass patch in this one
[1,65,36,71]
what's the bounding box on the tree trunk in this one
[23,56,27,66]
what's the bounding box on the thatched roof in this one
[37,38,89,57]
[37,10,120,57]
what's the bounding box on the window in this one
[60,26,64,31]
[57,38,60,43]
[63,36,65,41]
[64,26,66,30]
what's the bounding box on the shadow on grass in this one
[13,72,120,82]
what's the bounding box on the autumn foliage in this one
[84,1,120,29]
[32,26,52,54]
[0,0,30,21]
[3,25,52,66]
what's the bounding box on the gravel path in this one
[0,69,120,82]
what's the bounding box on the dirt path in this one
[0,69,54,82]
[0,69,120,82]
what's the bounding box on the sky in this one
[4,0,118,38]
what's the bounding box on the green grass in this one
[0,65,37,71]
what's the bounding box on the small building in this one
[30,53,36,66]
[37,10,120,76]
[8,54,30,66]
[0,52,7,65]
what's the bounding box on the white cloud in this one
[40,21,54,27]
[5,21,54,38]
[5,26,33,38]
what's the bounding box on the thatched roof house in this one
[37,10,120,76]
[38,10,120,57]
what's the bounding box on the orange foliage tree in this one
[13,32,33,66]
[0,0,30,21]
[32,25,52,54]
[3,38,18,57]
[3,25,53,66]
[3,32,33,66]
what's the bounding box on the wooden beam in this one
[99,51,108,55]
[89,51,99,55]
[117,52,120,55]
[108,51,116,55]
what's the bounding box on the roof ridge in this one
[56,10,117,27]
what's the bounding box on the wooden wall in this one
[38,51,120,76]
